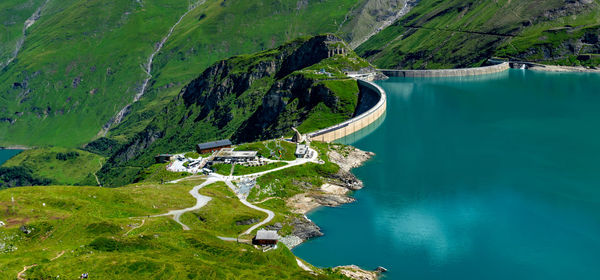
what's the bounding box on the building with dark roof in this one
[252,229,279,246]
[196,139,232,154]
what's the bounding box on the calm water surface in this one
[293,69,600,279]
[0,149,21,165]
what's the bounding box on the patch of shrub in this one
[86,221,122,234]
[89,237,119,251]
[55,151,79,161]
[0,166,52,189]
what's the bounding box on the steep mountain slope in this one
[1,0,192,147]
[98,35,373,187]
[0,0,47,70]
[0,0,401,148]
[106,0,409,143]
[357,0,600,69]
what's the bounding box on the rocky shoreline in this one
[279,144,379,279]
[508,61,600,73]
[282,145,374,248]
[0,145,31,150]
[528,64,600,73]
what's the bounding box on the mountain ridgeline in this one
[357,0,600,69]
[97,35,374,187]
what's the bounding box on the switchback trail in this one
[152,177,216,230]
[157,147,319,233]
[224,180,275,235]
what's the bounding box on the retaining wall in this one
[308,79,387,143]
[380,62,510,78]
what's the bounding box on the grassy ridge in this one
[495,6,600,66]
[2,147,104,186]
[107,0,363,142]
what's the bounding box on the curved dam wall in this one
[308,79,387,143]
[380,62,510,78]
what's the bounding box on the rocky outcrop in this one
[328,145,374,190]
[232,73,347,142]
[334,265,378,280]
[283,145,374,247]
[235,218,261,226]
[291,217,323,240]
[328,145,374,171]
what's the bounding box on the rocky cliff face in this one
[98,35,372,187]
[232,73,343,142]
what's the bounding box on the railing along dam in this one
[308,79,387,143]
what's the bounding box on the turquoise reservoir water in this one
[0,149,21,165]
[293,69,600,279]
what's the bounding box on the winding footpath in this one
[224,180,275,235]
[157,147,319,233]
[152,177,217,230]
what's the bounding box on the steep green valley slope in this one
[357,0,600,69]
[0,0,47,69]
[0,0,402,148]
[98,34,373,187]
[1,147,103,187]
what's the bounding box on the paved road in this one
[153,177,217,230]
[224,181,275,235]
[156,147,321,232]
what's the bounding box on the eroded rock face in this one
[312,193,355,207]
[328,145,375,190]
[291,217,323,240]
[328,146,374,172]
[235,218,261,226]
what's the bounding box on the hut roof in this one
[197,139,232,150]
[255,229,279,240]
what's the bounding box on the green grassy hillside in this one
[0,0,192,147]
[0,0,386,148]
[98,35,372,187]
[0,180,345,279]
[0,0,46,69]
[107,0,375,143]
[357,0,600,69]
[2,147,104,186]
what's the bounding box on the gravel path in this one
[17,264,37,280]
